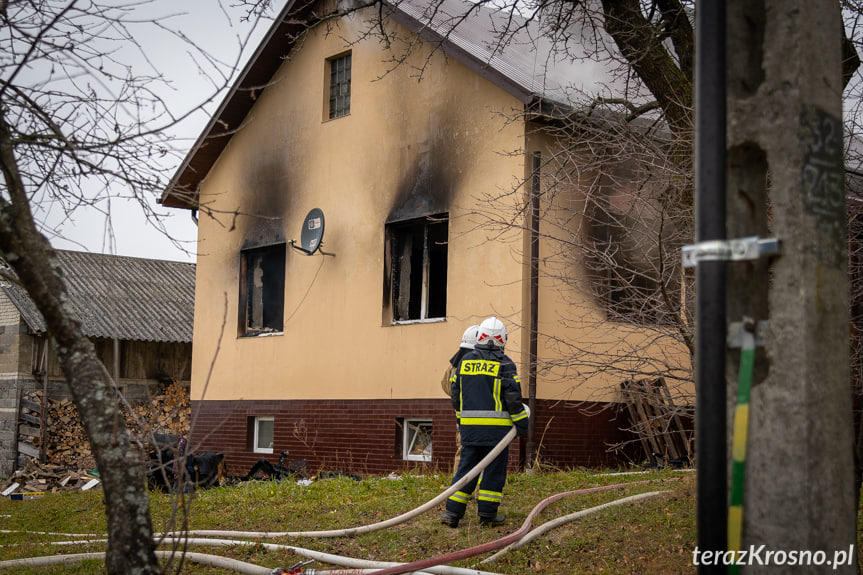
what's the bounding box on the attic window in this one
[239,244,286,336]
[327,52,351,119]
[385,214,448,324]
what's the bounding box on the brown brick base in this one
[188,398,638,477]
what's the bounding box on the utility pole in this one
[724,1,856,571]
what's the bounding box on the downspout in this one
[525,151,540,471]
[694,0,728,569]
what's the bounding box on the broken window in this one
[239,244,286,336]
[399,418,432,462]
[252,416,274,454]
[385,214,448,323]
[328,52,351,119]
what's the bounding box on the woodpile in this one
[42,397,94,469]
[1,458,101,496]
[14,380,190,487]
[127,379,191,439]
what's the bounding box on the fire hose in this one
[0,427,519,573]
[164,426,520,540]
[13,488,668,575]
[363,480,666,575]
[0,416,675,573]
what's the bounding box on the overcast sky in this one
[40,1,288,263]
[33,2,863,266]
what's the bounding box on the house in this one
[160,0,691,476]
[0,250,195,476]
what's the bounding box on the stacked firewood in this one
[128,379,191,437]
[43,397,94,469]
[1,458,101,496]
[17,380,190,471]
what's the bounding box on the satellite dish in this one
[299,208,325,255]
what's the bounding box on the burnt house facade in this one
[161,0,691,476]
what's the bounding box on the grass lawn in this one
[0,467,696,574]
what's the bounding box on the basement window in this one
[398,418,432,462]
[385,214,448,324]
[239,244,286,336]
[327,52,351,119]
[252,416,274,454]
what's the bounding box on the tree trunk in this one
[0,110,159,574]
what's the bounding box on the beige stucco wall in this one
[191,10,692,405]
[192,13,531,401]
[521,132,693,404]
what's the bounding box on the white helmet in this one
[460,325,480,349]
[476,316,507,349]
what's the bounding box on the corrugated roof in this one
[160,0,615,210]
[392,0,613,105]
[1,250,195,343]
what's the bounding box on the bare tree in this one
[379,0,863,451]
[0,2,274,573]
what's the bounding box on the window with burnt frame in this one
[397,418,432,462]
[239,244,286,336]
[328,52,351,119]
[385,215,448,323]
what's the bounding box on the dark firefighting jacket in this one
[450,346,529,446]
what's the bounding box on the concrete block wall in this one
[0,377,19,479]
[0,289,26,478]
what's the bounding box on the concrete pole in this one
[726,1,856,571]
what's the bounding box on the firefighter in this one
[440,316,529,527]
[441,324,479,394]
[441,324,480,472]
[442,325,480,470]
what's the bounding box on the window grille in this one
[329,53,351,119]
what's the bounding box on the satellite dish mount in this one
[291,208,334,256]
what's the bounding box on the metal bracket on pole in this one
[682,236,780,268]
[727,318,768,349]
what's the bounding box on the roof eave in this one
[161,0,550,209]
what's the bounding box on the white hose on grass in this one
[0,550,272,574]
[162,427,517,540]
[168,537,502,575]
[0,430,517,574]
[44,536,503,574]
[481,490,668,563]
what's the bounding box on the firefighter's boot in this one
[478,513,506,526]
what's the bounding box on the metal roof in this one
[391,0,612,106]
[1,250,195,343]
[160,0,615,210]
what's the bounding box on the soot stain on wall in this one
[387,132,461,224]
[239,155,293,250]
[383,133,462,312]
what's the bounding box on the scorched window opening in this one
[239,243,286,336]
[387,214,448,323]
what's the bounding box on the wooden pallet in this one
[620,377,692,464]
